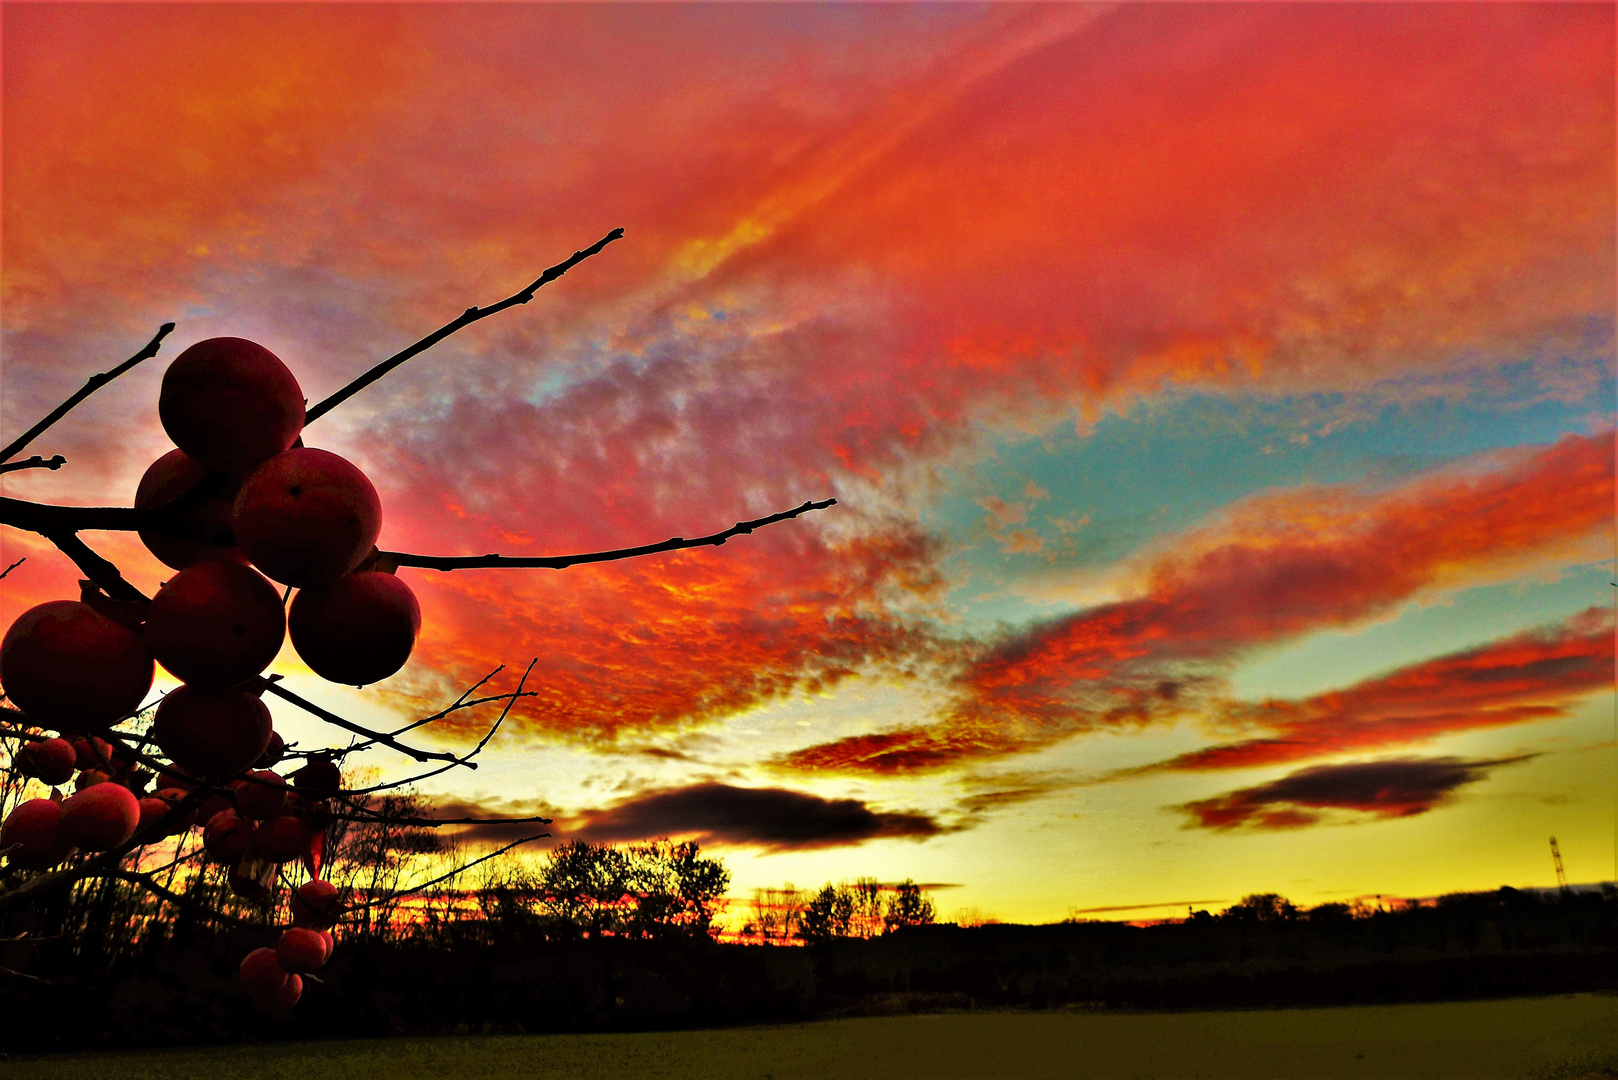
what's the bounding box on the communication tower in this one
[1549,836,1569,891]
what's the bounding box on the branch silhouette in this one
[0,323,175,463]
[304,228,625,424]
[385,498,838,571]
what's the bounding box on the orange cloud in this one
[782,431,1614,774]
[1160,607,1614,774]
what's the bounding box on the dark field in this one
[4,994,1615,1080]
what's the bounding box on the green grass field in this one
[4,994,1615,1080]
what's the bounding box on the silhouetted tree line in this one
[4,874,1614,1051]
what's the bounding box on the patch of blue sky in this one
[925,381,1609,633]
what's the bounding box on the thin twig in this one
[364,834,549,908]
[331,812,553,828]
[104,869,261,927]
[0,557,25,581]
[260,680,466,766]
[0,323,175,463]
[304,229,624,424]
[386,498,838,572]
[0,455,66,475]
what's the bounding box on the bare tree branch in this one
[260,680,468,766]
[0,557,25,581]
[304,228,625,424]
[103,869,261,927]
[0,323,175,463]
[0,455,66,475]
[386,497,837,572]
[360,834,549,908]
[332,808,552,828]
[46,533,148,603]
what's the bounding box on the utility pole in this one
[1549,836,1569,892]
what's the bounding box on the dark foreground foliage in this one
[3,884,1615,1051]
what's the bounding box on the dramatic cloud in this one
[1157,608,1615,774]
[3,5,1610,764]
[782,431,1613,774]
[1176,755,1535,831]
[563,782,951,851]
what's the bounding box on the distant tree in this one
[884,879,936,932]
[740,884,805,944]
[798,878,936,943]
[621,838,730,939]
[1221,892,1298,923]
[537,839,632,939]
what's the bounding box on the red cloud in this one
[782,431,1614,774]
[1176,755,1535,831]
[3,5,1610,762]
[1161,607,1614,773]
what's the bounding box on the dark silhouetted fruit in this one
[202,809,256,864]
[151,787,198,834]
[255,731,286,769]
[290,879,341,929]
[151,685,273,777]
[59,782,140,851]
[291,758,342,798]
[195,791,235,828]
[289,571,420,685]
[159,338,304,476]
[70,736,113,771]
[0,601,153,730]
[233,448,381,587]
[255,972,302,1013]
[144,562,286,687]
[73,769,110,791]
[156,768,200,792]
[238,947,288,995]
[136,797,170,834]
[1,798,72,868]
[275,927,329,973]
[18,737,76,786]
[253,813,309,863]
[134,449,248,570]
[235,770,287,820]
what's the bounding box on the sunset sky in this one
[2,2,1613,924]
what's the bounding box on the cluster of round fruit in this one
[1,337,417,1008]
[239,879,343,1011]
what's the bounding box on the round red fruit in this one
[289,571,420,686]
[255,972,302,1013]
[151,685,273,777]
[291,758,342,798]
[144,562,285,687]
[1,798,72,869]
[18,737,76,786]
[59,782,140,851]
[0,601,153,730]
[233,448,381,587]
[275,927,329,974]
[151,788,198,834]
[195,791,235,828]
[159,338,304,476]
[136,797,170,834]
[70,736,114,771]
[235,770,287,820]
[134,449,248,571]
[291,879,342,928]
[202,809,256,863]
[238,947,289,995]
[253,813,309,863]
[255,731,286,769]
